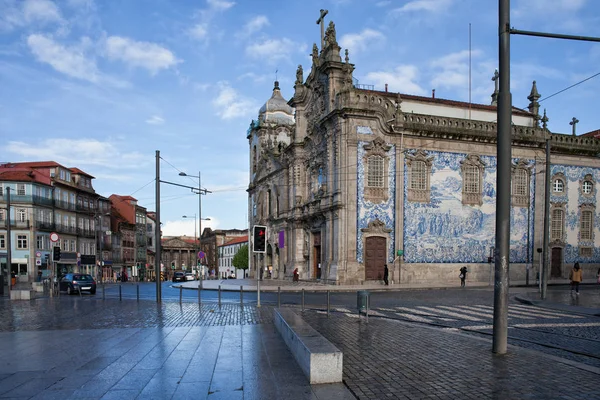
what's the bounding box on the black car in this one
[172,271,185,282]
[59,273,96,295]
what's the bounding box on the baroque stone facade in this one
[247,17,600,285]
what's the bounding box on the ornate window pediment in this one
[460,154,485,206]
[406,150,433,203]
[363,137,391,203]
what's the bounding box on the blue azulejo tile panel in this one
[551,164,600,264]
[356,141,396,263]
[403,150,535,264]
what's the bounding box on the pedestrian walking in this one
[569,262,583,295]
[383,264,389,285]
[293,267,299,282]
[459,266,467,287]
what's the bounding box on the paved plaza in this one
[0,283,598,399]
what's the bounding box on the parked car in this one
[172,271,185,282]
[185,273,195,281]
[59,273,96,295]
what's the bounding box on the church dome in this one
[258,81,295,125]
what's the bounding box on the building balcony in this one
[35,221,55,231]
[55,223,77,235]
[55,199,76,211]
[0,219,30,229]
[77,227,95,238]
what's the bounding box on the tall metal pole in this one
[541,138,551,299]
[493,0,511,355]
[198,171,202,277]
[6,187,11,300]
[155,150,162,303]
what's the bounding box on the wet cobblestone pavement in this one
[301,310,600,400]
[0,297,273,332]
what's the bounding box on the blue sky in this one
[1,0,600,236]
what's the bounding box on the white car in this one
[185,273,195,281]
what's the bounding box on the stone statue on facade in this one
[296,64,303,85]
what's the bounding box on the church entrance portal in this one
[313,232,321,279]
[365,236,386,280]
[551,247,562,278]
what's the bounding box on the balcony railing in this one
[36,221,55,231]
[55,223,77,235]
[0,219,30,229]
[55,199,76,211]
[77,227,95,238]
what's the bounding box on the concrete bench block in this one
[274,308,343,384]
[10,290,36,300]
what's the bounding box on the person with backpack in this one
[459,266,468,287]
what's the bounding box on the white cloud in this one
[243,15,269,35]
[430,50,481,90]
[23,0,64,24]
[207,0,235,11]
[162,218,217,237]
[27,34,99,82]
[363,65,426,95]
[104,36,179,74]
[146,115,165,125]
[212,81,257,120]
[393,0,453,13]
[188,0,235,42]
[339,29,385,53]
[189,24,208,40]
[245,38,295,64]
[0,0,65,31]
[5,138,147,169]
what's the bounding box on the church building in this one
[247,17,600,285]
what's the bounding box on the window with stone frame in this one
[580,205,594,241]
[363,137,391,203]
[550,207,564,241]
[580,174,594,197]
[511,160,531,207]
[406,150,433,203]
[460,154,485,206]
[580,247,593,257]
[552,174,565,193]
[0,234,5,249]
[17,234,28,249]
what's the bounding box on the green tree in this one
[232,244,249,270]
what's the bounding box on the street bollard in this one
[257,279,261,308]
[198,281,201,305]
[179,286,182,304]
[136,284,139,301]
[78,286,82,297]
[240,286,243,307]
[119,284,122,301]
[327,290,330,318]
[278,286,281,308]
[218,285,222,307]
[102,284,105,300]
[301,289,305,312]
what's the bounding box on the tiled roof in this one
[222,236,249,246]
[359,88,534,117]
[0,166,52,185]
[581,129,600,138]
[70,167,95,178]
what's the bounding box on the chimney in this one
[385,83,388,92]
[432,89,435,98]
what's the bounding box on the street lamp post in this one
[182,214,196,273]
[179,171,211,274]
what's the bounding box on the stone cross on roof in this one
[492,69,499,92]
[316,9,329,50]
[570,117,579,136]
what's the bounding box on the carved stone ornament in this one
[362,136,392,157]
[360,219,392,234]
